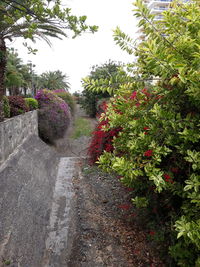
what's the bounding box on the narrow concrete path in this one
[42,157,81,267]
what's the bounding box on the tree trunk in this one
[13,86,20,95]
[0,37,6,121]
[23,87,27,96]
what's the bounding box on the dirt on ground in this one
[67,165,165,267]
[57,105,165,267]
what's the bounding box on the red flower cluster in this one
[149,231,155,236]
[130,91,137,100]
[144,126,150,135]
[143,127,149,130]
[118,204,131,210]
[141,88,151,97]
[163,173,174,183]
[88,104,122,164]
[144,150,153,157]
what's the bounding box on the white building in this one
[138,0,190,40]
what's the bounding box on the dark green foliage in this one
[80,90,109,117]
[2,96,10,118]
[81,61,121,117]
[90,1,200,265]
[25,98,38,110]
[8,96,29,117]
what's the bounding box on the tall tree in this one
[5,48,24,95]
[0,0,98,121]
[81,61,123,117]
[38,70,70,91]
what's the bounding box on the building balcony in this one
[148,0,172,9]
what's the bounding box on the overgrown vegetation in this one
[0,0,98,121]
[81,61,122,117]
[86,0,200,265]
[72,117,92,139]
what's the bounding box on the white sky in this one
[8,0,138,93]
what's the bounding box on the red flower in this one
[118,204,131,210]
[149,231,155,236]
[141,88,151,97]
[144,150,153,157]
[105,143,113,152]
[143,127,149,130]
[163,173,174,183]
[130,91,137,100]
[135,102,140,107]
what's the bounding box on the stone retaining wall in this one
[0,111,38,165]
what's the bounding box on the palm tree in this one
[0,0,97,120]
[0,1,68,120]
[38,70,70,91]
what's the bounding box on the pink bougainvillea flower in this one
[144,150,153,157]
[130,91,137,100]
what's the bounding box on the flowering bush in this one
[88,101,121,164]
[86,1,200,265]
[53,89,76,115]
[35,89,71,144]
[8,96,29,117]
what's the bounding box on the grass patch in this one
[71,117,93,139]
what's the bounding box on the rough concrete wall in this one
[0,111,38,165]
[0,135,59,266]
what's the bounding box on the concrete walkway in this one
[0,136,82,267]
[0,105,93,266]
[42,157,81,267]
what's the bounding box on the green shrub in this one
[8,96,29,117]
[53,90,75,115]
[3,96,10,118]
[86,1,200,265]
[25,98,38,110]
[35,89,71,144]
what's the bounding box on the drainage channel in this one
[42,157,81,267]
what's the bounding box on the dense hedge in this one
[87,1,200,266]
[35,89,71,144]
